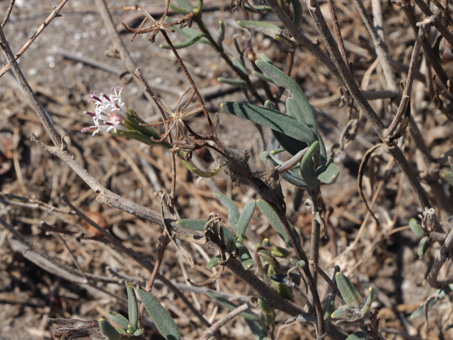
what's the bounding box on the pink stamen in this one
[84,111,96,117]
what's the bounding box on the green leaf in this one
[217,77,248,88]
[346,331,368,340]
[331,305,361,320]
[126,282,140,331]
[264,100,309,156]
[173,0,195,11]
[336,272,363,308]
[214,193,240,229]
[323,266,340,320]
[99,318,121,340]
[300,141,320,190]
[236,200,256,242]
[232,57,249,79]
[256,199,290,243]
[292,0,303,27]
[256,199,302,247]
[252,71,274,83]
[217,20,225,46]
[442,171,453,185]
[237,20,280,37]
[243,3,273,13]
[137,287,181,340]
[167,22,209,44]
[411,297,439,319]
[236,241,254,270]
[221,102,316,146]
[410,284,453,319]
[255,60,317,132]
[207,255,222,269]
[177,219,205,231]
[317,161,340,184]
[177,218,235,250]
[409,218,425,237]
[270,246,290,258]
[418,236,430,257]
[255,59,327,160]
[245,318,268,340]
[107,312,129,331]
[258,298,275,325]
[360,287,374,316]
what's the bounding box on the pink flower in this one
[82,87,128,135]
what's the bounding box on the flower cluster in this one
[82,87,128,135]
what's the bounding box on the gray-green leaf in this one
[236,200,256,242]
[221,102,316,146]
[137,287,181,340]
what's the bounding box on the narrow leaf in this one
[232,57,249,78]
[174,0,195,11]
[317,161,340,184]
[255,60,317,131]
[360,287,374,316]
[252,71,274,83]
[442,171,453,185]
[207,255,222,269]
[217,77,248,87]
[177,219,205,231]
[409,218,425,237]
[236,241,254,270]
[418,236,430,257]
[217,20,225,46]
[99,318,121,340]
[137,287,181,340]
[214,193,240,228]
[236,200,256,242]
[237,20,280,36]
[346,331,368,340]
[336,272,363,308]
[331,305,361,320]
[300,141,320,190]
[256,59,327,160]
[256,199,290,243]
[126,282,139,331]
[323,266,340,320]
[107,312,129,330]
[221,102,316,145]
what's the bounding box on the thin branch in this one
[200,302,253,340]
[386,17,432,138]
[400,0,453,95]
[413,0,453,47]
[353,0,397,92]
[1,0,15,28]
[267,0,431,209]
[0,26,61,147]
[262,0,342,83]
[327,0,349,70]
[0,0,70,78]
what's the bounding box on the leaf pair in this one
[221,58,340,189]
[99,283,180,340]
[330,272,374,322]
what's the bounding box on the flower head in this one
[82,87,128,135]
